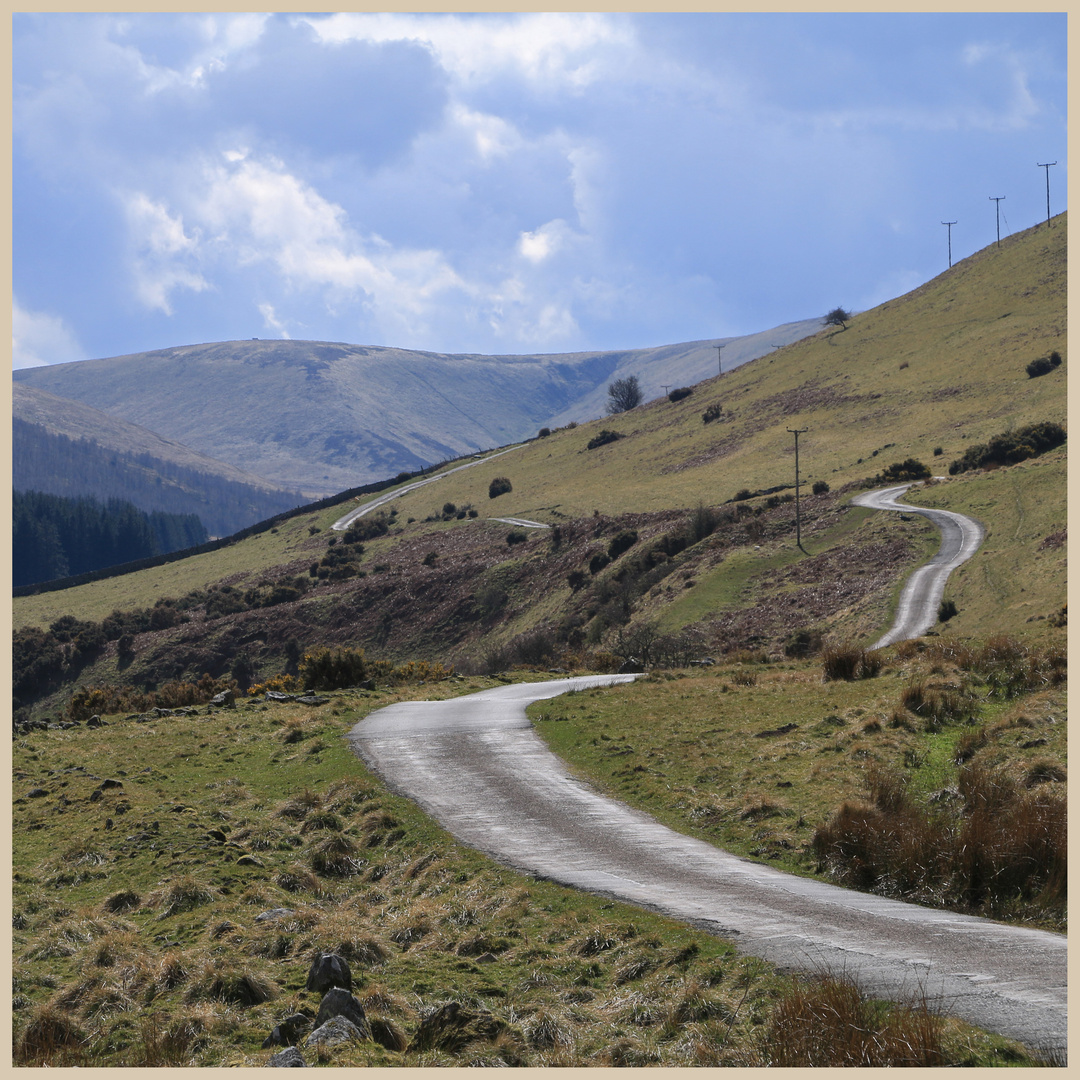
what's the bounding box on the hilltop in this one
[12,320,822,497]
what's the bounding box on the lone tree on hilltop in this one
[607,375,643,414]
[824,306,853,330]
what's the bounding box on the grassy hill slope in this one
[13,216,1065,708]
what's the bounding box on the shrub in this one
[607,529,638,559]
[589,552,610,575]
[938,598,958,622]
[876,458,931,483]
[442,502,456,516]
[733,488,753,501]
[488,477,513,499]
[586,430,624,451]
[933,446,943,456]
[784,628,823,658]
[702,403,722,424]
[300,647,369,690]
[948,421,1066,475]
[668,386,693,402]
[567,570,587,592]
[1026,356,1053,378]
[343,514,389,542]
[538,427,551,438]
[1050,350,1062,366]
[506,530,528,545]
[811,480,830,495]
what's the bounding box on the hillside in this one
[14,385,305,538]
[12,216,1065,719]
[12,320,822,497]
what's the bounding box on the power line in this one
[941,220,957,268]
[1037,162,1057,222]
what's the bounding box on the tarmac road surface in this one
[852,482,985,649]
[348,485,1064,1056]
[350,676,1066,1056]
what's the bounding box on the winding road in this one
[347,486,1066,1056]
[852,481,985,649]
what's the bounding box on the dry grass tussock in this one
[761,972,945,1067]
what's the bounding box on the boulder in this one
[314,987,369,1038]
[210,690,236,707]
[306,953,352,995]
[305,1015,366,1049]
[255,908,296,923]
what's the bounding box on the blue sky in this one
[13,12,1067,368]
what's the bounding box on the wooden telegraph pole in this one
[787,427,808,553]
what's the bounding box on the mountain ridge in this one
[13,319,823,497]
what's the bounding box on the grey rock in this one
[306,953,352,995]
[314,987,369,1038]
[26,788,48,798]
[255,907,296,923]
[263,1014,312,1048]
[305,1015,366,1049]
[210,689,236,707]
[265,691,296,702]
[295,695,330,706]
[267,1046,307,1067]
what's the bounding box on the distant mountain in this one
[12,321,823,497]
[13,384,305,538]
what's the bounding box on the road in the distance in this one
[852,482,985,648]
[351,676,1065,1056]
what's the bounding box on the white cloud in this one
[258,302,290,338]
[12,299,84,368]
[195,154,470,335]
[518,219,575,264]
[306,12,634,90]
[124,192,208,313]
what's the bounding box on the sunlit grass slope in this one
[13,214,1065,642]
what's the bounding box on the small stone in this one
[267,1046,307,1067]
[26,788,48,798]
[255,908,296,923]
[236,854,263,867]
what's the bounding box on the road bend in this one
[852,482,985,649]
[350,675,1066,1056]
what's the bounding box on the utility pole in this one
[715,345,724,375]
[1037,162,1057,222]
[661,384,671,397]
[989,196,1005,246]
[787,427,808,553]
[941,220,957,268]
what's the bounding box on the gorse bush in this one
[488,477,512,499]
[874,458,931,483]
[948,421,1066,474]
[67,674,236,722]
[586,430,624,451]
[702,403,722,424]
[667,386,693,402]
[606,530,639,560]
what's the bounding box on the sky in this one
[12,11,1067,369]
